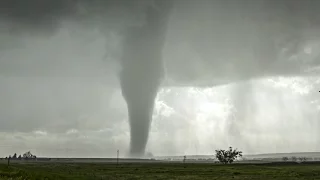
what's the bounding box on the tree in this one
[291,156,297,162]
[18,155,22,160]
[282,157,289,161]
[23,151,36,159]
[12,153,17,159]
[298,157,307,162]
[215,147,242,164]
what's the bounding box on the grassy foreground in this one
[1,162,320,180]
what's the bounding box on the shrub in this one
[282,157,289,161]
[215,147,242,164]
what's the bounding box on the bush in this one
[215,147,242,164]
[298,157,307,162]
[282,157,289,161]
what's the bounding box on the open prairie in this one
[1,160,320,180]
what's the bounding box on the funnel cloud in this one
[119,1,172,157]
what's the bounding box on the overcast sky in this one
[1,0,320,158]
[0,77,319,157]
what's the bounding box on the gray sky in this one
[0,0,320,157]
[0,79,319,157]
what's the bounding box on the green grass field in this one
[1,162,320,180]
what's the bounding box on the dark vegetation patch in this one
[1,161,320,179]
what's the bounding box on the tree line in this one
[4,151,37,160]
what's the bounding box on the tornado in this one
[119,1,173,157]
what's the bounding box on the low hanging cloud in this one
[0,76,126,133]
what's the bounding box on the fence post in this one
[117,150,119,166]
[7,157,10,167]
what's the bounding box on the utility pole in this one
[117,150,119,166]
[7,156,10,167]
[183,155,187,168]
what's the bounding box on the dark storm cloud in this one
[0,0,140,35]
[0,0,76,34]
[1,0,320,82]
[164,0,320,86]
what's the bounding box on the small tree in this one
[12,153,17,159]
[291,156,297,162]
[298,157,307,162]
[18,155,22,160]
[282,157,289,161]
[215,147,242,164]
